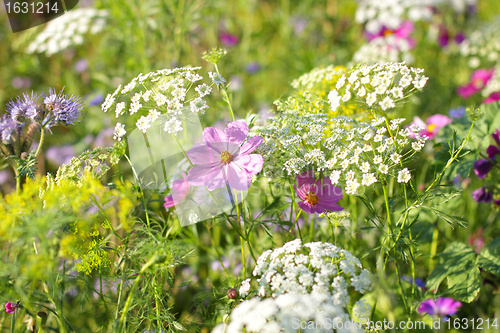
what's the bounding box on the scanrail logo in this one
[3,0,79,32]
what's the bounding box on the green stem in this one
[214,64,235,121]
[10,311,15,333]
[34,127,45,158]
[429,223,439,275]
[206,221,228,276]
[116,255,164,333]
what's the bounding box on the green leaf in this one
[477,237,500,276]
[427,242,477,294]
[446,268,481,303]
[428,207,467,229]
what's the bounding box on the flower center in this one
[472,78,484,89]
[305,192,319,205]
[220,150,233,164]
[383,29,394,36]
[427,124,437,133]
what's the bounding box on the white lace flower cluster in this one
[324,116,426,194]
[26,8,108,56]
[291,65,346,90]
[102,67,213,140]
[459,19,500,68]
[352,35,415,65]
[328,62,428,113]
[253,102,330,179]
[252,239,373,308]
[211,293,361,333]
[355,0,434,34]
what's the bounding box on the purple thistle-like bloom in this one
[418,297,462,320]
[472,186,493,203]
[6,92,39,122]
[0,115,19,144]
[43,88,84,127]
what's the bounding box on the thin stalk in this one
[214,64,235,121]
[34,127,45,158]
[206,221,228,275]
[234,189,246,278]
[394,248,410,318]
[10,311,15,333]
[429,223,440,275]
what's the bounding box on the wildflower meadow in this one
[2,0,500,332]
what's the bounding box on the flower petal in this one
[224,121,249,145]
[227,164,252,191]
[298,201,314,214]
[239,136,264,155]
[188,164,222,186]
[204,166,226,191]
[233,154,263,175]
[203,127,228,144]
[187,143,220,165]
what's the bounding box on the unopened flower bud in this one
[226,288,237,299]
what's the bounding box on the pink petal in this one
[427,114,452,128]
[187,143,219,165]
[471,68,494,84]
[395,20,414,38]
[232,154,263,175]
[164,195,175,208]
[239,136,264,155]
[457,84,478,99]
[294,185,307,201]
[204,166,226,191]
[224,121,249,145]
[188,164,222,186]
[203,127,228,144]
[296,170,316,188]
[483,92,500,104]
[298,201,314,214]
[227,164,252,191]
[317,201,343,212]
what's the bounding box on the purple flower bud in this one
[5,302,18,314]
[472,186,492,203]
[474,159,493,178]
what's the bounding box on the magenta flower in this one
[366,20,414,41]
[220,33,238,47]
[294,171,343,214]
[5,302,17,314]
[457,69,494,99]
[483,91,500,104]
[164,173,190,208]
[410,114,452,139]
[187,121,263,191]
[418,297,462,320]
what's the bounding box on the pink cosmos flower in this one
[366,20,416,49]
[457,69,494,99]
[366,20,414,41]
[187,121,263,191]
[294,170,343,214]
[483,91,500,104]
[164,173,190,208]
[418,297,462,320]
[5,302,17,314]
[410,114,452,139]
